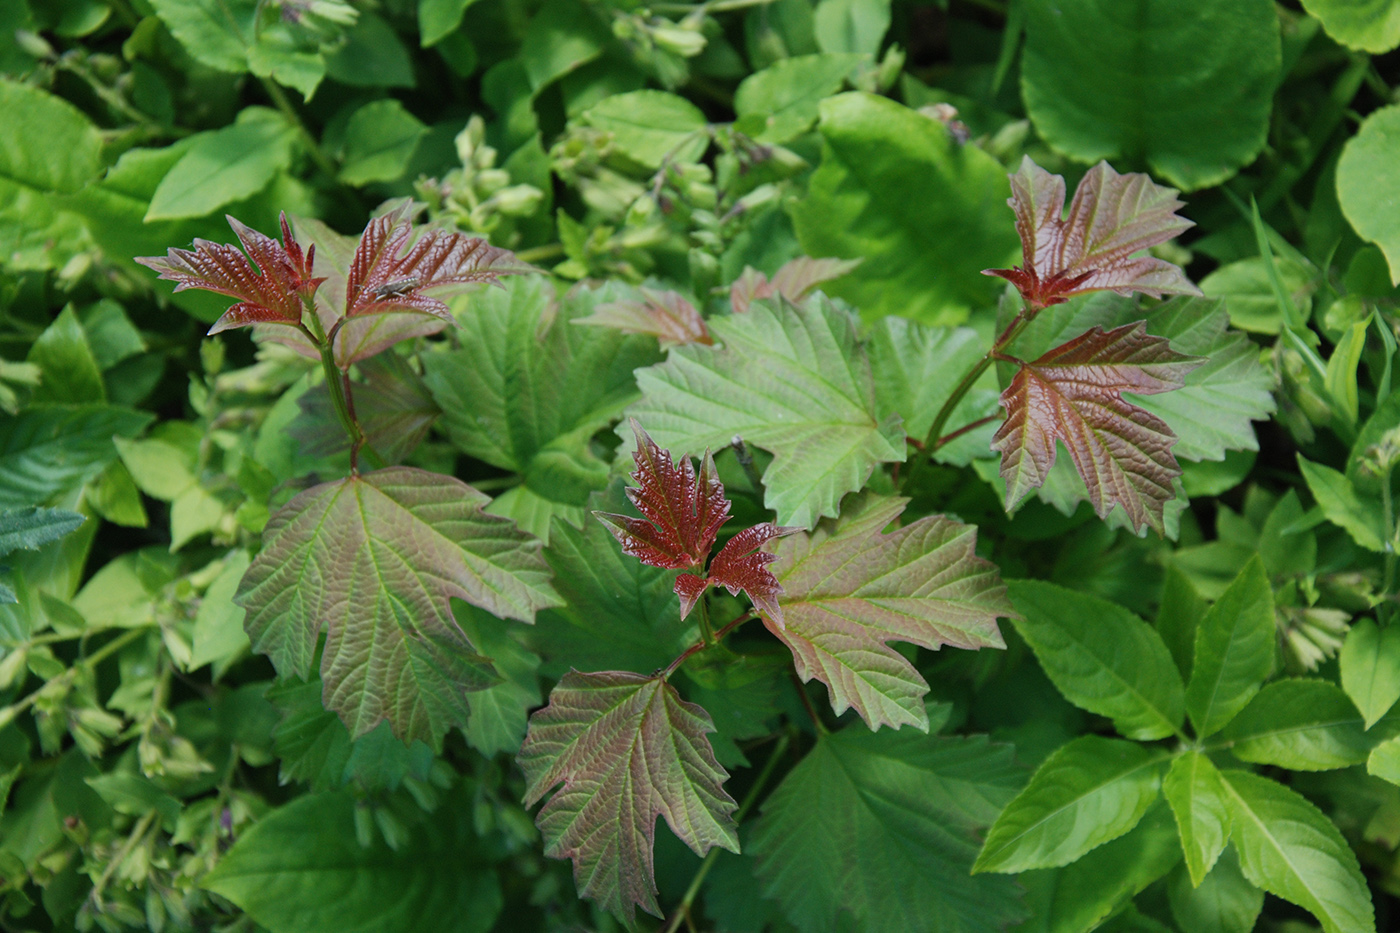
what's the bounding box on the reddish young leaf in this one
[519,671,739,921]
[729,256,862,314]
[992,322,1201,534]
[984,158,1201,311]
[345,204,531,322]
[136,213,325,335]
[575,288,713,347]
[594,419,730,571]
[706,522,799,624]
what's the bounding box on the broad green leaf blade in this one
[28,305,104,404]
[1217,680,1372,771]
[147,0,253,72]
[1298,455,1386,551]
[813,0,889,54]
[975,736,1167,874]
[628,295,904,528]
[790,92,1019,324]
[423,278,661,540]
[750,721,1027,933]
[1156,564,1206,681]
[0,405,153,509]
[580,90,708,167]
[202,790,502,933]
[1162,751,1232,886]
[1007,579,1185,740]
[1339,106,1400,286]
[1020,0,1279,190]
[0,507,85,558]
[1367,735,1400,785]
[1219,769,1376,933]
[769,494,1012,731]
[1301,0,1400,52]
[146,109,297,221]
[338,100,428,185]
[518,671,738,922]
[1185,555,1275,739]
[237,466,560,748]
[1167,850,1264,933]
[733,53,861,144]
[455,602,542,756]
[1342,619,1400,728]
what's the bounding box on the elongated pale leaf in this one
[1218,680,1372,771]
[0,507,85,557]
[628,295,903,528]
[574,288,712,347]
[986,158,1199,310]
[1006,579,1185,740]
[1299,455,1386,552]
[1341,619,1400,728]
[750,720,1026,933]
[237,466,560,748]
[768,494,1011,731]
[1185,555,1275,739]
[994,322,1199,534]
[1219,769,1375,933]
[518,671,738,922]
[1162,751,1232,886]
[975,736,1167,873]
[145,110,296,222]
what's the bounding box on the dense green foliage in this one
[5,0,1400,931]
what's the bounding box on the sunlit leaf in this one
[1184,554,1275,739]
[1162,751,1231,886]
[519,671,738,921]
[728,256,861,314]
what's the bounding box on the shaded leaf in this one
[1162,751,1232,886]
[293,353,439,464]
[1185,554,1275,739]
[518,671,738,921]
[1367,735,1400,785]
[728,256,862,314]
[994,321,1200,534]
[237,466,560,748]
[1167,850,1263,933]
[1341,618,1400,729]
[574,288,712,347]
[0,507,85,557]
[769,494,1011,731]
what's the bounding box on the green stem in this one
[1383,467,1396,616]
[661,732,792,933]
[3,628,148,722]
[258,77,338,180]
[697,598,715,647]
[660,611,757,680]
[516,243,564,264]
[790,671,828,736]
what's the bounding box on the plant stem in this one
[936,413,1001,449]
[299,318,384,472]
[790,671,827,735]
[3,628,148,723]
[697,597,715,646]
[516,243,564,264]
[89,809,158,911]
[258,77,338,180]
[661,731,792,933]
[660,612,757,680]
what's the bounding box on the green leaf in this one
[455,602,541,756]
[520,0,610,92]
[790,92,1019,325]
[189,550,251,673]
[1342,619,1400,729]
[733,53,860,143]
[975,736,1167,874]
[1338,105,1400,286]
[1007,579,1185,740]
[628,294,903,528]
[0,406,153,509]
[338,100,428,186]
[237,466,560,748]
[769,493,1012,731]
[325,13,414,88]
[519,671,738,922]
[1367,735,1400,785]
[28,307,104,405]
[1301,0,1400,55]
[0,507,85,558]
[1162,751,1232,886]
[1200,256,1315,335]
[580,90,708,168]
[751,721,1026,933]
[1020,0,1279,190]
[1219,769,1375,933]
[146,0,252,72]
[84,772,180,824]
[146,109,296,221]
[1326,317,1370,426]
[812,0,889,54]
[1217,680,1373,771]
[1156,564,1206,681]
[419,0,478,46]
[1298,454,1386,552]
[422,278,661,541]
[203,790,502,933]
[1184,555,1275,739]
[1167,850,1264,933]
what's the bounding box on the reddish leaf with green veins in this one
[575,288,713,347]
[136,212,325,335]
[992,321,1200,534]
[705,522,798,623]
[984,158,1201,310]
[344,203,532,322]
[768,494,1013,731]
[236,466,561,749]
[518,670,739,922]
[729,256,862,314]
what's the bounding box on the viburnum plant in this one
[130,154,1362,930]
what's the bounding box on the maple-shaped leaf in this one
[704,522,798,623]
[595,419,730,572]
[575,287,713,346]
[768,493,1012,731]
[729,256,862,314]
[137,213,325,335]
[992,321,1200,534]
[344,204,532,323]
[518,670,739,922]
[236,466,561,749]
[984,158,1202,310]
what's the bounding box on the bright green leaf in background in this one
[580,90,709,167]
[146,109,297,221]
[1020,0,1280,190]
[1338,105,1400,286]
[1184,555,1275,739]
[1301,0,1400,53]
[1218,680,1374,771]
[734,53,861,144]
[1341,619,1400,728]
[338,101,429,185]
[812,0,890,55]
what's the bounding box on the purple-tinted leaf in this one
[768,494,1012,731]
[519,671,739,922]
[984,158,1201,310]
[706,523,799,624]
[137,213,325,335]
[992,322,1200,534]
[594,419,730,571]
[345,204,532,322]
[575,288,713,347]
[236,467,560,748]
[729,256,862,314]
[292,353,440,464]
